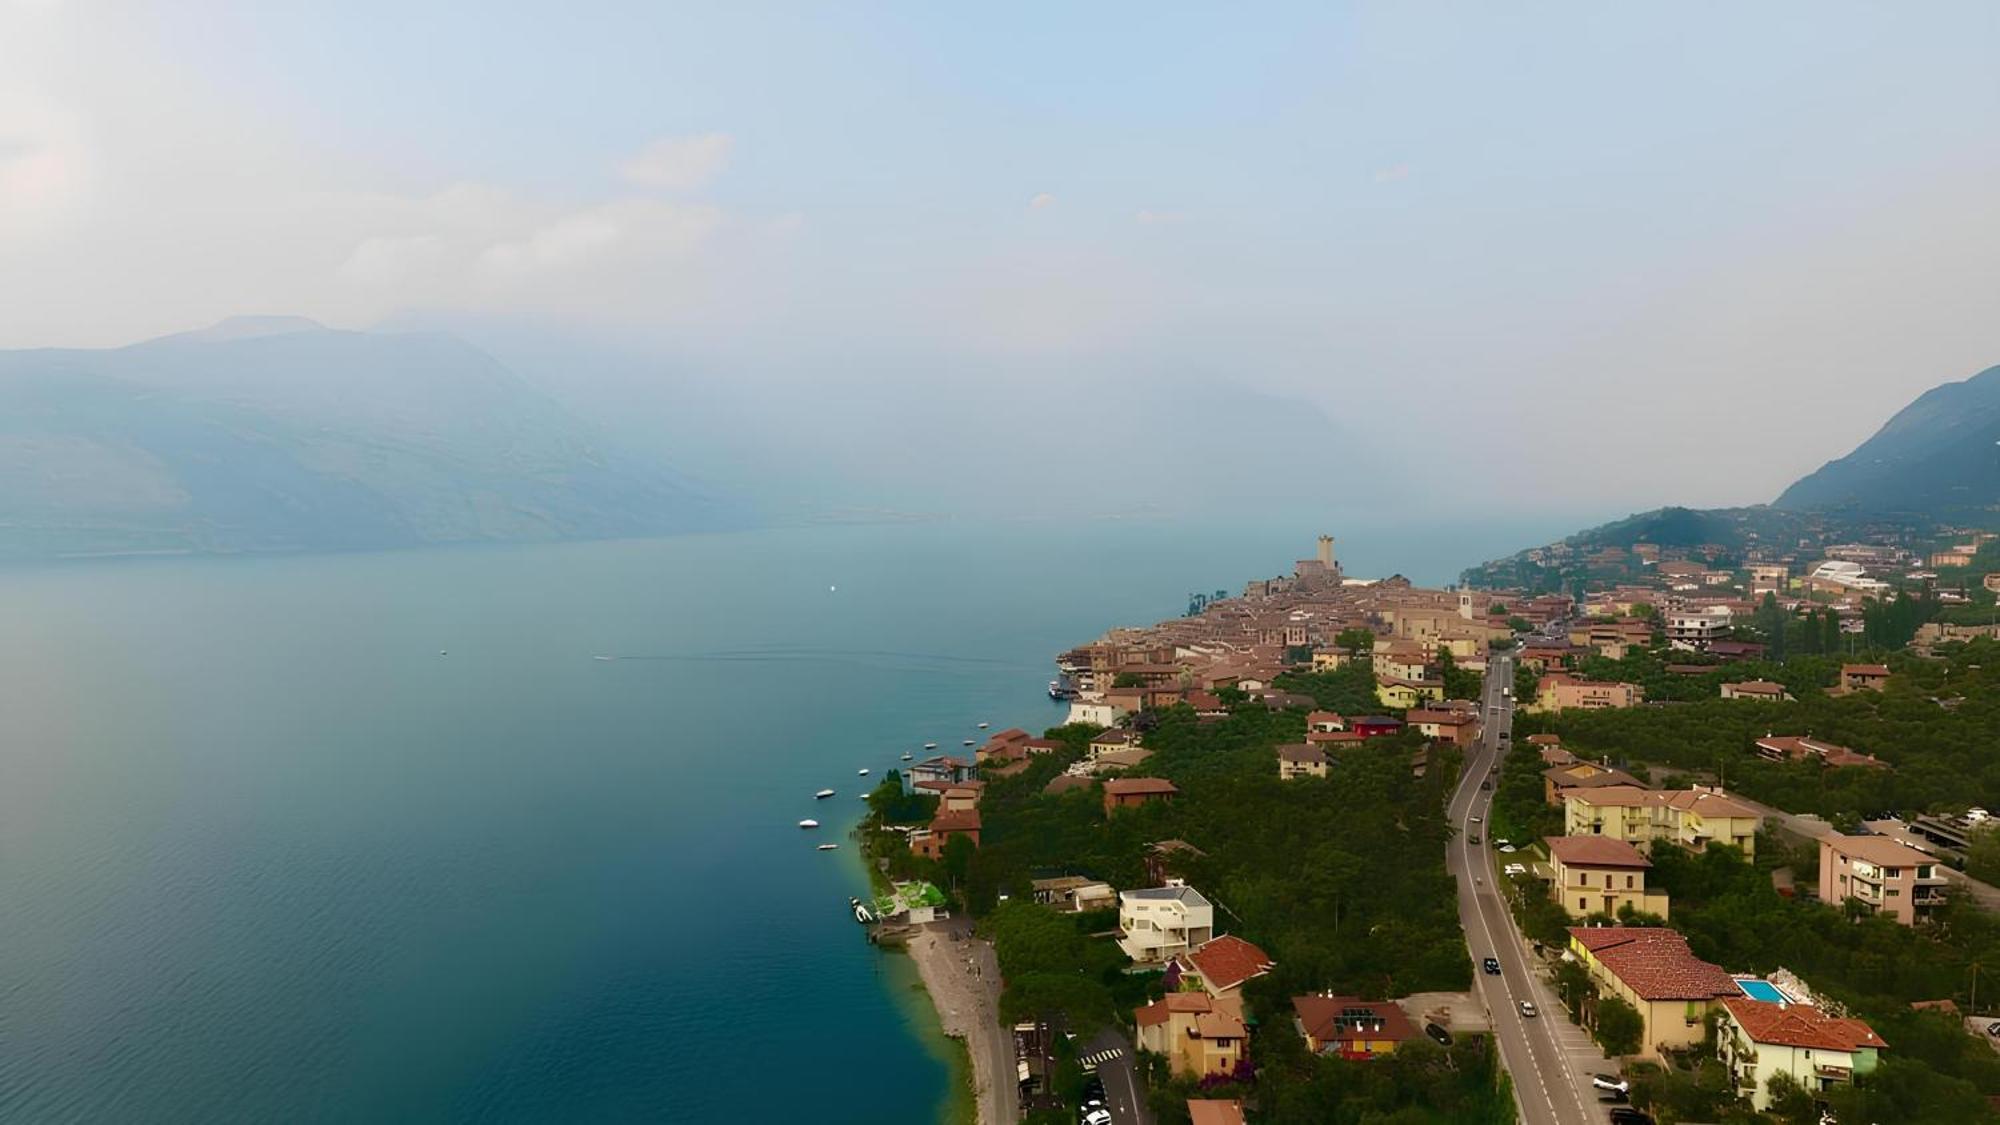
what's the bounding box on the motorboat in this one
[977,722,989,729]
[818,843,840,852]
[901,752,913,761]
[857,768,870,776]
[924,742,938,750]
[962,739,974,747]
[850,896,874,922]
[815,788,836,799]
[798,819,819,829]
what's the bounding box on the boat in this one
[977,722,989,729]
[924,742,938,750]
[798,819,819,829]
[962,739,974,747]
[850,896,875,922]
[900,752,913,761]
[857,768,870,776]
[1048,677,1078,700]
[819,843,840,852]
[815,788,835,799]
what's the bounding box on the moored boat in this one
[798,819,819,829]
[857,767,870,776]
[815,788,835,799]
[819,843,840,851]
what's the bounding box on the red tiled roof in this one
[1290,994,1417,1046]
[1545,835,1651,868]
[1186,1101,1246,1125]
[1136,991,1213,1027]
[1043,774,1096,796]
[1722,997,1886,1052]
[1568,927,1735,1001]
[1180,935,1275,992]
[1843,664,1891,676]
[930,809,981,833]
[1104,778,1180,796]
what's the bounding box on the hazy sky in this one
[2,2,1997,513]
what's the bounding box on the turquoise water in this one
[1735,979,1786,1002]
[0,518,1569,1122]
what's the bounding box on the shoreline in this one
[906,921,1013,1125]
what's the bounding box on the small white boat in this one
[798,819,819,829]
[924,742,938,750]
[815,788,835,799]
[901,752,913,761]
[850,896,874,921]
[977,722,989,729]
[819,843,840,851]
[857,768,870,776]
[962,739,974,747]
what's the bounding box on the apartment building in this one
[1568,926,1737,1058]
[1545,836,1671,919]
[1276,743,1330,780]
[1531,674,1644,713]
[1818,834,1947,925]
[1665,606,1732,651]
[1117,883,1215,965]
[1563,786,1762,858]
[1717,997,1885,1111]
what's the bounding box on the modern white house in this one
[1116,882,1214,965]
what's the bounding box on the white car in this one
[1083,1111,1113,1125]
[1592,1074,1629,1093]
[1518,1000,1537,1018]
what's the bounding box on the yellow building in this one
[1376,677,1443,709]
[1134,992,1247,1078]
[1563,785,1761,858]
[1545,835,1670,919]
[1291,994,1417,1059]
[1568,927,1736,1059]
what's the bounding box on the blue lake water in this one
[0,516,1574,1122]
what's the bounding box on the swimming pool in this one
[1736,978,1786,1002]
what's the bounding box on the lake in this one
[0,516,1574,1122]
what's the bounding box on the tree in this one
[1335,627,1376,652]
[1113,671,1146,689]
[1967,825,2000,886]
[1594,996,1644,1056]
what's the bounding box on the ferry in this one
[815,788,835,799]
[798,819,819,829]
[818,843,840,852]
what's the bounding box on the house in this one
[1407,707,1478,746]
[1377,676,1444,709]
[1310,646,1353,671]
[1186,1100,1247,1125]
[1350,715,1404,738]
[1291,994,1418,1058]
[1818,834,1948,925]
[1091,747,1155,773]
[940,782,984,811]
[1066,699,1129,727]
[905,755,975,792]
[910,808,981,860]
[975,728,1032,761]
[1545,836,1671,919]
[1567,926,1737,1058]
[1542,761,1645,806]
[1104,777,1179,813]
[1707,640,1767,661]
[1089,729,1140,759]
[1753,735,1889,770]
[1277,743,1330,780]
[1117,883,1214,965]
[1187,691,1230,718]
[1306,729,1364,750]
[1532,673,1643,713]
[1134,992,1247,1079]
[1840,664,1891,692]
[1172,935,1274,999]
[1717,997,1886,1111]
[1721,680,1793,702]
[1306,709,1346,733]
[1145,839,1204,886]
[1563,786,1762,857]
[1030,875,1117,913]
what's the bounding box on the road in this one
[1448,647,1616,1125]
[1080,1027,1152,1125]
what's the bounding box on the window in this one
[1626,875,1635,889]
[1579,898,1588,911]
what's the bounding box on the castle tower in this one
[1317,535,1337,574]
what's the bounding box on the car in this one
[1468,834,1481,845]
[1518,1000,1537,1018]
[1607,1110,1652,1125]
[1987,1021,2000,1037]
[1592,1074,1630,1094]
[1468,815,1482,824]
[1480,780,1492,790]
[1083,1111,1112,1125]
[1483,957,1501,975]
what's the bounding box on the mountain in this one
[0,319,742,560]
[1776,365,2000,520]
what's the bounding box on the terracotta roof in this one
[1186,1101,1247,1125]
[1727,680,1789,694]
[1290,994,1418,1046]
[1179,935,1275,992]
[1043,774,1096,795]
[1545,764,1644,791]
[1565,785,1760,820]
[1135,991,1212,1027]
[1843,663,1891,676]
[1569,927,1735,1001]
[1545,835,1651,868]
[1722,997,1886,1052]
[1756,736,1887,769]
[1277,743,1329,764]
[930,809,981,833]
[1307,730,1363,745]
[1821,833,1935,868]
[1104,778,1180,797]
[1194,1011,1247,1039]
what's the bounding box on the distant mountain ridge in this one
[0,319,743,560]
[1464,364,2000,585]
[1776,364,2000,519]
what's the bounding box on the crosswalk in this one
[1078,1047,1124,1068]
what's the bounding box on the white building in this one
[1116,882,1215,965]
[1067,699,1128,727]
[1807,560,1889,594]
[1666,606,1733,651]
[1717,996,1885,1110]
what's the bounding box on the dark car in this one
[1608,1109,1652,1125]
[1482,957,1501,975]
[1424,1022,1451,1045]
[1468,834,1481,845]
[1480,779,1492,790]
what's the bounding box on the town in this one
[856,531,2000,1125]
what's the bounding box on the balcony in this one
[1814,1064,1852,1082]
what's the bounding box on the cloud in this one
[1029,192,1055,209]
[1372,163,1412,183]
[620,133,734,191]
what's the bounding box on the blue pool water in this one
[1736,979,1786,1002]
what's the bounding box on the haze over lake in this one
[0,517,1573,1122]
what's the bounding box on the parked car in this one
[1083,1110,1112,1125]
[1425,1023,1451,1046]
[1480,780,1492,790]
[1607,1109,1652,1125]
[1483,957,1502,975]
[1592,1074,1630,1093]
[1518,1000,1537,1018]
